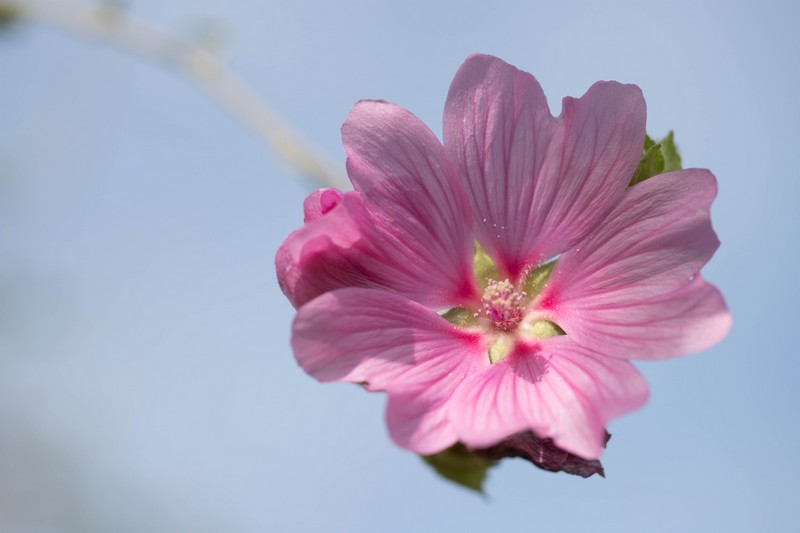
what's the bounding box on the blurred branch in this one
[0,4,20,30]
[2,0,348,189]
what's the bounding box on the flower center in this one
[478,279,526,331]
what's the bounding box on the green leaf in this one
[629,131,683,186]
[422,444,496,493]
[643,133,656,152]
[630,141,665,186]
[660,131,682,172]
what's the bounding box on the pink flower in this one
[276,54,731,460]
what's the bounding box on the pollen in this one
[478,279,526,331]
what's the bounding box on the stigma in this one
[478,279,526,331]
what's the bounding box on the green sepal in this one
[522,260,556,299]
[488,334,513,363]
[528,320,565,339]
[629,132,683,186]
[441,307,476,328]
[472,242,499,289]
[422,444,496,493]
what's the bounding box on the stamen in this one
[478,279,526,331]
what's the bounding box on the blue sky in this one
[1,0,798,531]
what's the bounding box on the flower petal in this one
[343,100,479,306]
[448,338,648,459]
[303,188,343,224]
[276,192,379,309]
[444,54,645,278]
[292,287,487,390]
[385,385,459,455]
[542,169,730,359]
[556,276,731,360]
[292,287,489,454]
[276,191,473,309]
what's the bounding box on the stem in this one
[2,0,349,189]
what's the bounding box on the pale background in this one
[0,0,798,531]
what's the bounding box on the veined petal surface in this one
[343,100,479,306]
[293,288,489,454]
[385,385,460,455]
[542,169,731,359]
[292,287,487,390]
[276,191,474,309]
[444,54,645,278]
[555,276,731,360]
[448,337,648,459]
